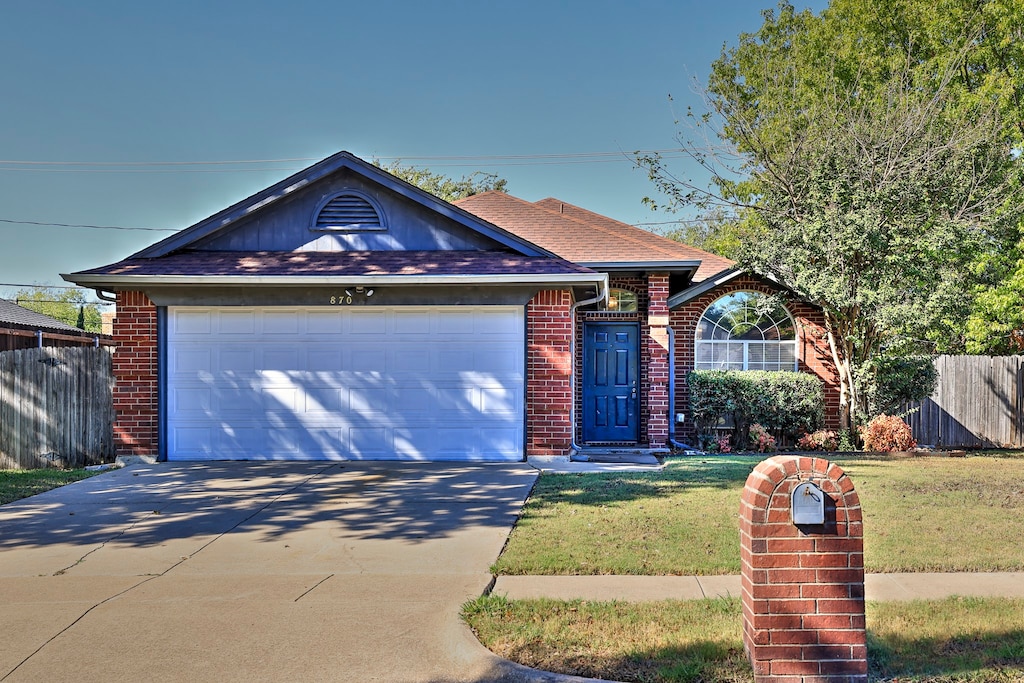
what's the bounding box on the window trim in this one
[606,288,638,313]
[694,290,798,372]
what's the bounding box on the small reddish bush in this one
[859,414,916,452]
[797,429,839,451]
[749,423,777,453]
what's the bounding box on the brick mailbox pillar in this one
[740,456,867,682]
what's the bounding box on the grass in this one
[492,453,1024,575]
[464,596,1024,683]
[0,468,100,505]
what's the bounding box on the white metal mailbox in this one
[792,481,825,525]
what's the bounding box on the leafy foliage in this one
[373,159,507,201]
[855,355,938,420]
[748,423,776,452]
[14,287,105,333]
[687,370,824,447]
[860,414,917,452]
[639,0,1024,430]
[966,236,1024,354]
[796,429,839,452]
[657,208,745,259]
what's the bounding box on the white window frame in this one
[694,291,798,372]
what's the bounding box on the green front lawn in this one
[464,596,1024,682]
[493,453,1024,575]
[0,468,100,505]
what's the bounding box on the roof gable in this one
[132,152,553,259]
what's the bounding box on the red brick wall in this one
[527,290,574,455]
[112,291,158,457]
[740,456,867,682]
[646,274,670,447]
[670,276,840,444]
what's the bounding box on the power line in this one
[0,282,90,290]
[0,218,175,231]
[0,147,712,173]
[15,298,114,306]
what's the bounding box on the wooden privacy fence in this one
[0,346,114,469]
[905,355,1024,449]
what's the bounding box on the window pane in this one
[694,291,798,371]
[695,342,713,369]
[608,289,638,312]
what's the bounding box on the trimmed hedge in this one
[688,370,825,448]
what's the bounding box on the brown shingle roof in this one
[74,250,596,278]
[455,192,734,282]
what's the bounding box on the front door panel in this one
[583,323,639,442]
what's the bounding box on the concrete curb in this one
[491,572,1024,602]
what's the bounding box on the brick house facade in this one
[66,151,841,462]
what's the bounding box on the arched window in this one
[695,291,797,371]
[606,288,638,312]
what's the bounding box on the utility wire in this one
[0,148,718,174]
[0,148,707,167]
[0,218,174,231]
[1,282,91,290]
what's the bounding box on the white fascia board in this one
[63,272,608,289]
[667,268,746,309]
[578,260,701,271]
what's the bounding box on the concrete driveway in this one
[0,461,567,683]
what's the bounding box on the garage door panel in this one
[167,306,524,461]
[219,310,255,334]
[349,309,387,334]
[173,310,212,335]
[306,309,343,334]
[262,310,300,334]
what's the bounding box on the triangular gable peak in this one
[134,151,552,259]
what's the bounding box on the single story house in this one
[0,298,113,351]
[64,151,839,462]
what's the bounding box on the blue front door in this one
[583,322,639,443]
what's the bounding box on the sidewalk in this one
[492,572,1024,601]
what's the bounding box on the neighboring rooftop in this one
[0,298,83,333]
[455,192,735,282]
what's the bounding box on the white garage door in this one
[166,306,524,461]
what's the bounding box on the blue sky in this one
[0,1,826,300]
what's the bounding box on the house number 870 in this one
[330,295,353,305]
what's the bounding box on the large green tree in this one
[15,287,105,333]
[373,160,507,202]
[639,0,1024,430]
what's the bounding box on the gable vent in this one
[312,192,386,231]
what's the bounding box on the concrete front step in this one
[570,448,668,465]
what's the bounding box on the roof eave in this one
[578,260,700,274]
[667,267,745,309]
[63,272,608,290]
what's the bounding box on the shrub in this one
[855,355,937,419]
[688,370,825,448]
[859,414,917,452]
[749,424,776,452]
[796,429,839,451]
